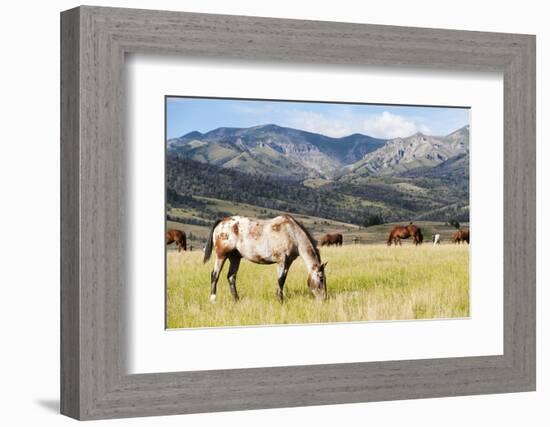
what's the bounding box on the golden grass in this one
[166,244,469,329]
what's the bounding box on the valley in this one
[166,196,468,250]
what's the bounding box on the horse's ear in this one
[322,262,328,269]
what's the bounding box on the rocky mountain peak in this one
[167,123,469,181]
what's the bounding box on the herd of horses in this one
[166,215,469,303]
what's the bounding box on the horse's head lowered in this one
[307,262,328,299]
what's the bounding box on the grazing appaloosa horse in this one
[387,223,423,246]
[203,215,327,303]
[166,229,187,252]
[320,233,343,247]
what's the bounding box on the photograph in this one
[165,97,471,329]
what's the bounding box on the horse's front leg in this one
[276,258,291,303]
[227,252,241,301]
[209,256,226,303]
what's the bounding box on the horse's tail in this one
[203,219,222,263]
[181,232,187,251]
[417,228,423,243]
[387,230,394,245]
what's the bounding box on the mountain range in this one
[167,123,470,222]
[167,124,386,180]
[167,123,469,180]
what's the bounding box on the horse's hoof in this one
[209,294,217,303]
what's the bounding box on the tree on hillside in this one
[363,214,384,227]
[446,218,461,229]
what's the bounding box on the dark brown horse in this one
[320,233,343,247]
[461,228,470,244]
[387,223,423,246]
[453,228,470,244]
[166,229,187,252]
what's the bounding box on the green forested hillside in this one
[167,156,468,224]
[167,156,388,224]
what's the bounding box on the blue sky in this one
[166,97,470,140]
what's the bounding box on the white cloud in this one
[286,111,357,138]
[361,111,431,139]
[284,110,431,139]
[224,102,437,139]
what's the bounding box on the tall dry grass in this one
[166,244,469,329]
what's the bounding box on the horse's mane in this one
[284,215,320,262]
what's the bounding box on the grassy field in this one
[166,243,469,329]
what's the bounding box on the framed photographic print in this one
[164,96,471,329]
[61,6,536,420]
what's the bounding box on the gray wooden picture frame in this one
[60,5,536,421]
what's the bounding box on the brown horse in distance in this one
[387,223,423,246]
[453,228,470,244]
[461,228,470,243]
[320,233,343,247]
[452,230,461,243]
[166,229,187,252]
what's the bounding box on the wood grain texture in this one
[60,7,80,419]
[60,6,536,420]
